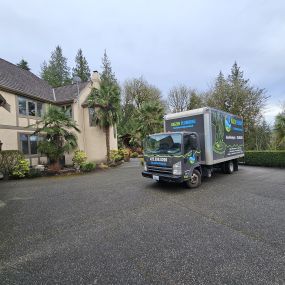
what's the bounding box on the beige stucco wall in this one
[0,129,18,150]
[0,90,17,125]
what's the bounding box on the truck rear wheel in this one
[224,160,234,174]
[185,169,201,189]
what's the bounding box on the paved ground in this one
[0,160,284,284]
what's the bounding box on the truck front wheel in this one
[185,169,201,189]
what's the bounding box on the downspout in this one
[52,88,56,101]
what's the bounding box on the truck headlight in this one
[144,162,147,171]
[173,161,182,175]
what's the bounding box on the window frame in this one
[19,133,41,156]
[18,96,45,118]
[88,107,96,126]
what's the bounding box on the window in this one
[28,101,36,116]
[20,133,40,155]
[62,105,72,118]
[20,134,29,154]
[88,107,95,126]
[18,96,44,117]
[30,135,38,154]
[18,97,27,115]
[184,133,199,154]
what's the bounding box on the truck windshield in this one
[144,133,182,155]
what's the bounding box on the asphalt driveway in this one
[0,160,285,284]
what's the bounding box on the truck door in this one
[184,133,201,166]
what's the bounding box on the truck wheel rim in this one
[191,173,198,184]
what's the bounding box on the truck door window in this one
[184,134,198,154]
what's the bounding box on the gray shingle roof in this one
[0,58,90,103]
[0,58,54,102]
[54,82,89,103]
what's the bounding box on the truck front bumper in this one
[142,171,184,183]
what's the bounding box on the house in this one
[0,58,117,165]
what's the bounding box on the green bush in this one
[130,152,138,158]
[12,159,30,178]
[72,150,87,169]
[110,150,124,162]
[244,151,285,168]
[80,162,96,172]
[27,168,43,178]
[0,150,25,179]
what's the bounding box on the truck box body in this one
[164,107,244,165]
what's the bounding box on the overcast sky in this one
[1,0,284,122]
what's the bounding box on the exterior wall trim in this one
[0,124,36,131]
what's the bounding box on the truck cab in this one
[142,131,202,188]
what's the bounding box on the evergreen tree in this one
[188,90,204,110]
[41,46,71,87]
[17,59,30,71]
[101,50,118,85]
[206,62,268,148]
[72,49,90,82]
[207,71,230,110]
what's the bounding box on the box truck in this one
[142,107,244,188]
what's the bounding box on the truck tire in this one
[185,169,201,189]
[225,160,234,174]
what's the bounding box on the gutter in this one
[0,86,55,103]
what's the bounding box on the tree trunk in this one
[48,159,61,172]
[105,126,110,163]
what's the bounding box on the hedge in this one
[244,151,285,168]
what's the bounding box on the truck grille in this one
[147,165,173,174]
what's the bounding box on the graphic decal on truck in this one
[212,111,226,154]
[225,115,232,132]
[211,110,244,159]
[170,119,197,129]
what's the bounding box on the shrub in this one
[0,150,25,179]
[12,159,30,178]
[80,162,96,172]
[130,152,138,158]
[72,150,87,169]
[244,151,285,168]
[27,168,43,178]
[110,150,123,162]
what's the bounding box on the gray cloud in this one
[1,0,285,122]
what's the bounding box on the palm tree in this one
[33,106,80,170]
[274,112,285,149]
[88,81,120,162]
[137,101,164,142]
